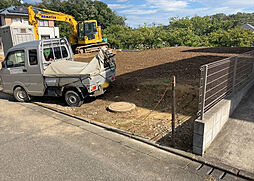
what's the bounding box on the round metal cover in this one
[108,102,136,112]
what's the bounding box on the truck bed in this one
[44,76,90,87]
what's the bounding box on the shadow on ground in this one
[101,55,228,110]
[182,47,254,54]
[155,116,196,152]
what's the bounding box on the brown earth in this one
[1,46,254,151]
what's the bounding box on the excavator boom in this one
[28,6,78,45]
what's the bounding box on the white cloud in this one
[120,9,158,15]
[146,0,188,11]
[193,0,254,8]
[115,0,188,16]
[125,15,169,27]
[224,0,254,7]
[209,7,243,14]
[108,4,131,9]
[179,7,209,14]
[117,0,128,2]
[180,7,244,17]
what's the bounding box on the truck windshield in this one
[6,50,25,68]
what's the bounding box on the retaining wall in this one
[193,79,254,155]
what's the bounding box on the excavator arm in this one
[28,6,78,44]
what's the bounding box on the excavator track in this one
[75,42,110,54]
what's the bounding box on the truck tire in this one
[13,87,30,102]
[65,90,84,107]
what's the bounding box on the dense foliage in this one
[0,0,22,9]
[104,15,254,49]
[212,13,254,27]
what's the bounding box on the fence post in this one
[251,51,254,78]
[200,65,208,120]
[171,75,176,147]
[232,56,238,93]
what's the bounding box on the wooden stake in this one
[171,76,176,147]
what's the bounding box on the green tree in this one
[104,13,254,49]
[212,12,254,27]
[55,22,71,39]
[208,27,254,47]
[226,13,254,26]
[135,25,168,49]
[0,0,21,9]
[167,28,203,47]
[228,27,254,47]
[103,24,132,49]
[169,16,235,36]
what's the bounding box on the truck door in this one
[26,49,45,96]
[0,50,30,94]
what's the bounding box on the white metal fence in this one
[198,51,254,119]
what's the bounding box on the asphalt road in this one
[0,92,246,181]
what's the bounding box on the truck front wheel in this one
[13,87,30,102]
[65,90,84,107]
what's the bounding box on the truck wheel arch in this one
[13,84,29,95]
[13,86,31,102]
[62,87,88,99]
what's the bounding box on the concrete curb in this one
[32,101,253,181]
[239,170,254,180]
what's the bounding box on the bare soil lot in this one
[1,46,253,150]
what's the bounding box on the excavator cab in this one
[78,21,97,40]
[77,20,102,45]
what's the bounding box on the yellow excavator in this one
[28,6,109,53]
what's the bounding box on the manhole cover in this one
[108,102,136,112]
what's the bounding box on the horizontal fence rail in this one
[198,51,254,119]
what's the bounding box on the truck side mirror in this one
[6,61,13,68]
[1,61,6,69]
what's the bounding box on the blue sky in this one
[101,0,254,27]
[26,0,254,27]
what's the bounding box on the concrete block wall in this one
[193,79,254,155]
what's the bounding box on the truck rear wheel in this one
[13,87,30,102]
[65,90,83,107]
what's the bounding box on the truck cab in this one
[0,38,116,106]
